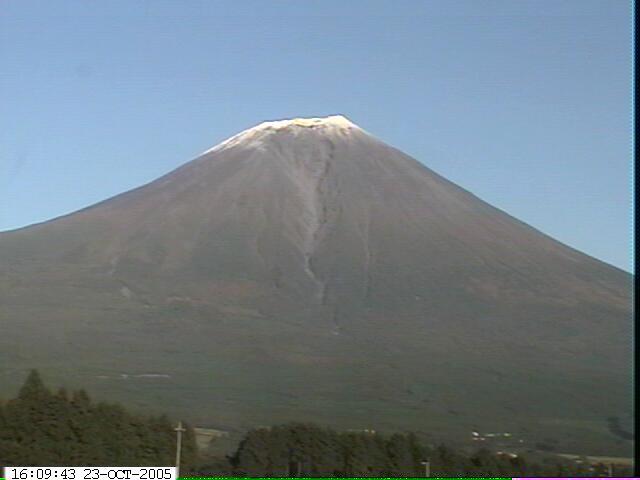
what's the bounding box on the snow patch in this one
[201,115,362,155]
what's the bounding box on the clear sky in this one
[0,1,632,271]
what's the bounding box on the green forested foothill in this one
[0,372,630,477]
[0,370,197,469]
[198,423,629,477]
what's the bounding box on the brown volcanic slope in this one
[0,116,632,454]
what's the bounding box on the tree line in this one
[199,423,630,477]
[0,371,631,477]
[0,370,197,471]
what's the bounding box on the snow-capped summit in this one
[258,114,358,130]
[202,115,363,154]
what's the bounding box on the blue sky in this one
[0,0,632,271]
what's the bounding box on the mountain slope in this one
[0,115,632,455]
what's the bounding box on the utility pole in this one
[287,459,300,477]
[175,421,186,478]
[421,459,430,477]
[288,448,299,477]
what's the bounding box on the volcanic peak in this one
[257,114,358,130]
[202,115,362,154]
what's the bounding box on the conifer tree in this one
[18,370,48,401]
[0,370,197,468]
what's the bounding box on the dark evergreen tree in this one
[18,370,48,400]
[0,370,197,469]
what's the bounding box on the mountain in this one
[0,115,632,455]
